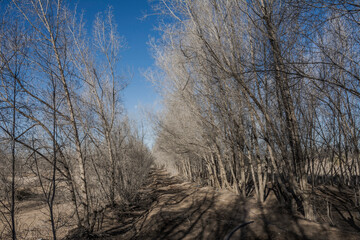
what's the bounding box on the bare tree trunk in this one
[260,3,314,219]
[11,71,17,240]
[49,77,57,240]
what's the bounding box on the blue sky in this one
[76,0,160,121]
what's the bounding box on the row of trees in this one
[0,1,153,239]
[152,0,360,221]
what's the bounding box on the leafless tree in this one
[0,1,154,238]
[151,0,360,221]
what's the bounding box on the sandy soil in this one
[87,169,360,240]
[3,169,360,239]
[0,179,77,240]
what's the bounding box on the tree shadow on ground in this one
[126,169,252,240]
[66,169,360,240]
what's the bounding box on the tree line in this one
[0,1,153,239]
[151,0,360,221]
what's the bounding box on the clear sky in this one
[76,0,160,121]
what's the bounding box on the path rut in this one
[84,168,360,240]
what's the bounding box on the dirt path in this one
[84,168,360,240]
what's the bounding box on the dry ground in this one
[0,176,77,240]
[2,169,360,239]
[79,169,360,240]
